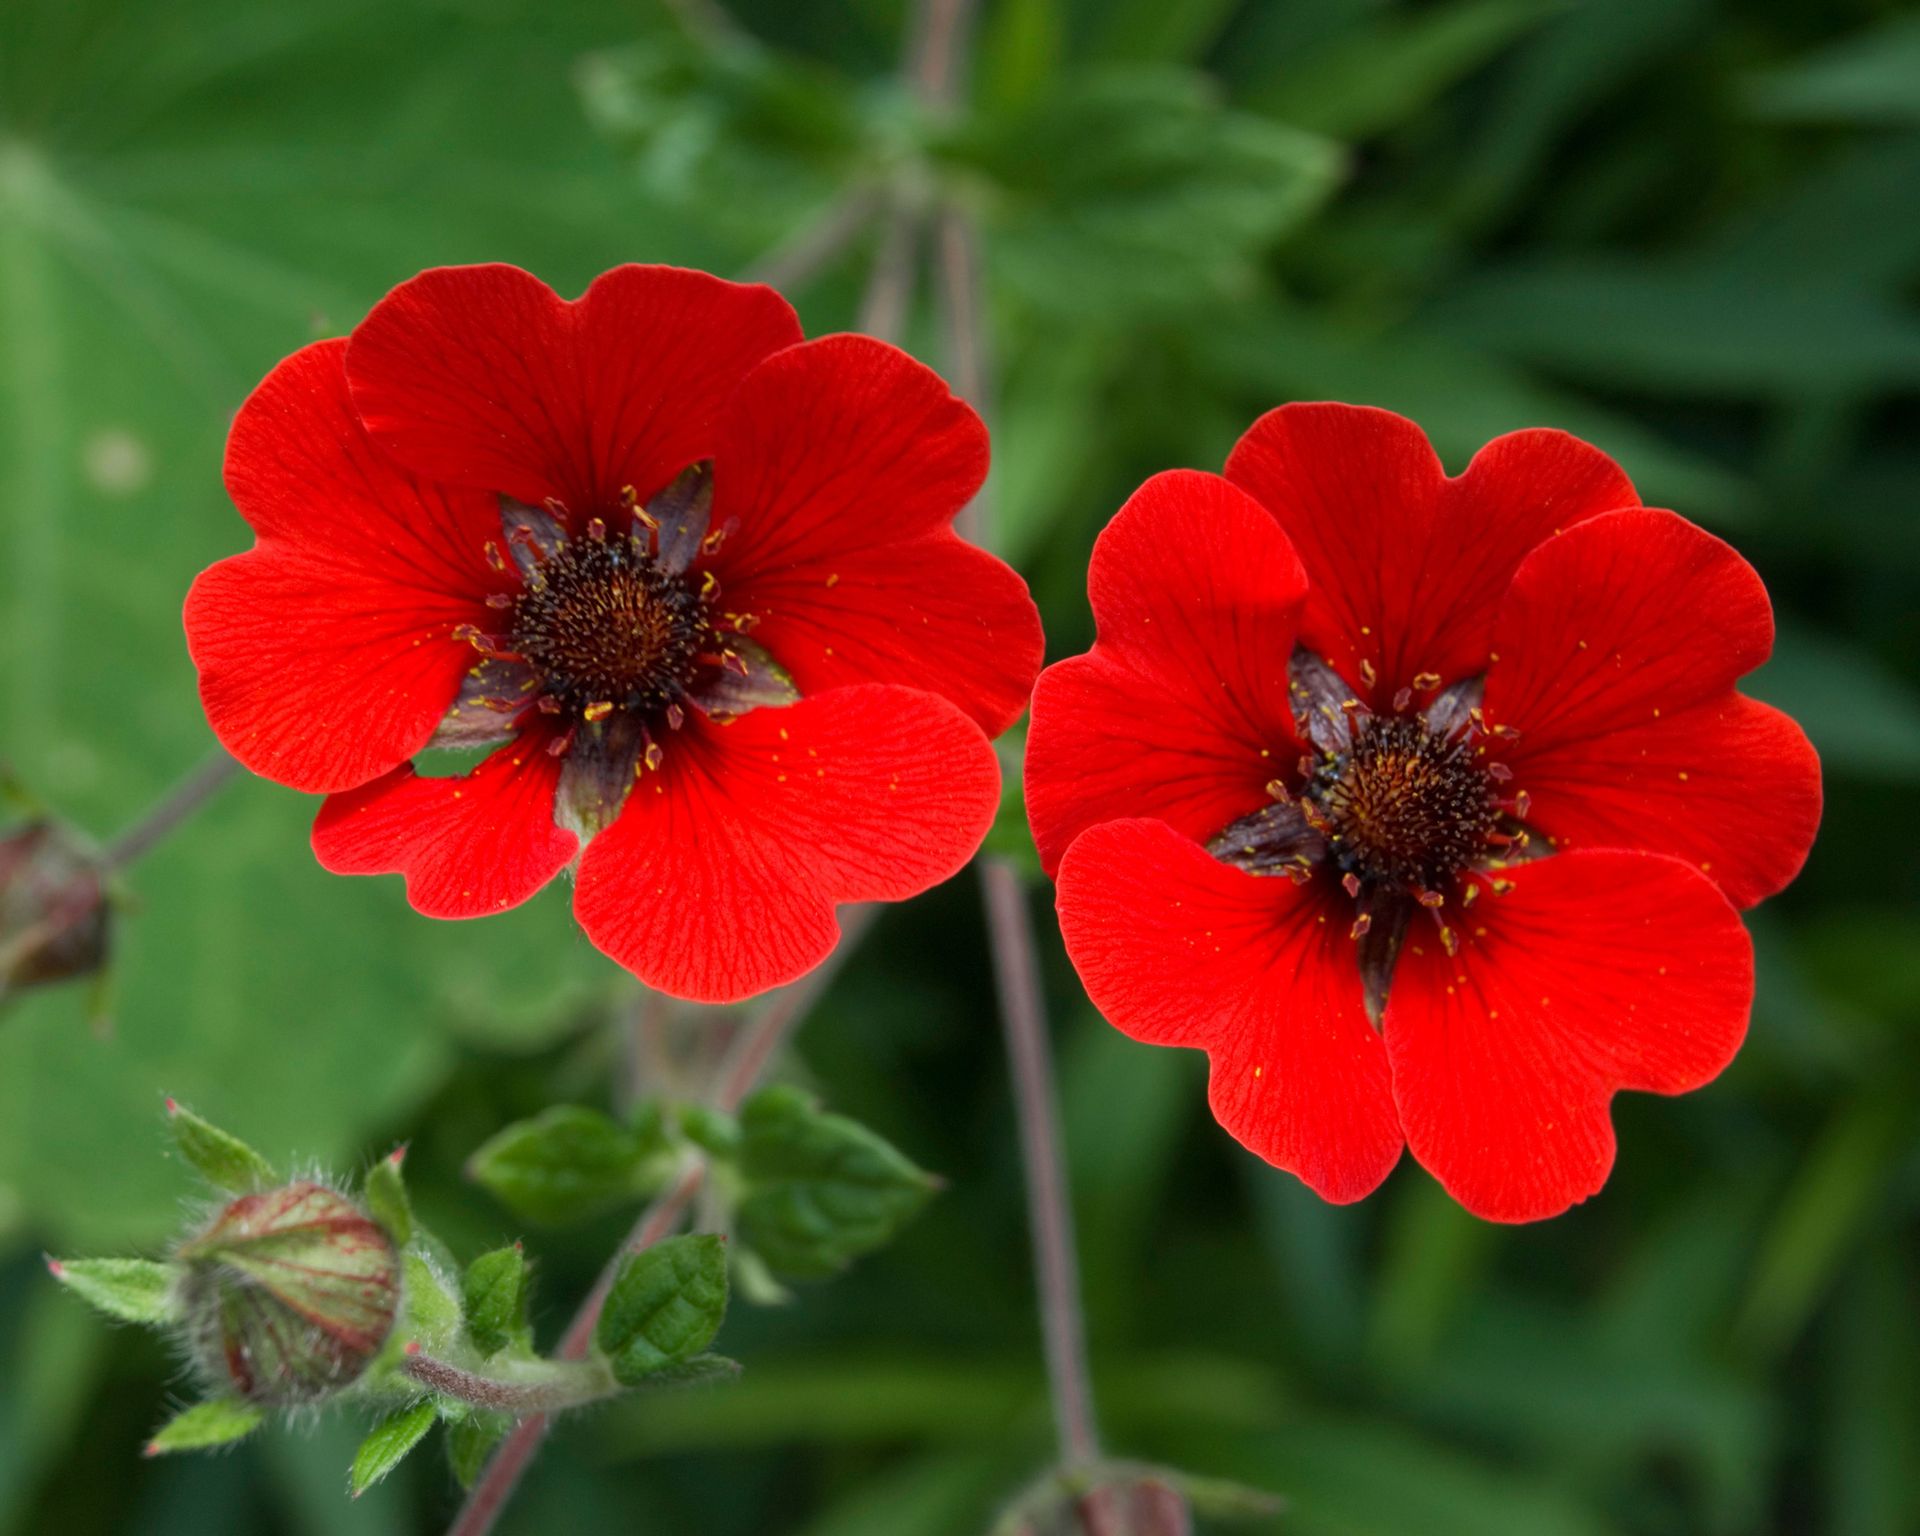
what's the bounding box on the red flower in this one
[185,264,1041,1003]
[1026,405,1820,1222]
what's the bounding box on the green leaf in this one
[1251,0,1555,138]
[595,1234,730,1387]
[446,1410,512,1489]
[462,1245,533,1360]
[731,1085,937,1281]
[0,0,649,1256]
[1746,17,1920,126]
[956,66,1342,319]
[467,1104,676,1226]
[627,1352,742,1393]
[348,1399,437,1497]
[144,1398,265,1456]
[47,1256,180,1326]
[165,1101,273,1193]
[363,1149,412,1245]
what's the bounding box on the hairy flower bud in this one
[0,819,109,1000]
[176,1182,400,1405]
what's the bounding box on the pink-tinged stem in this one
[402,1352,617,1416]
[104,748,241,870]
[446,907,880,1536]
[981,856,1102,1467]
[928,54,1103,1464]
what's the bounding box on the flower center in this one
[1303,714,1497,892]
[511,536,710,716]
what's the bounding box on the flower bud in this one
[0,819,109,1000]
[176,1181,400,1405]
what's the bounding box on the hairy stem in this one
[402,1351,618,1416]
[103,748,240,870]
[446,907,881,1536]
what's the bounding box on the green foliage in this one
[165,1102,274,1193]
[461,1245,534,1361]
[468,1104,678,1226]
[348,1401,438,1498]
[731,1085,938,1281]
[953,65,1342,318]
[3,0,1918,1532]
[363,1150,413,1246]
[595,1234,731,1387]
[45,1257,179,1325]
[145,1398,265,1456]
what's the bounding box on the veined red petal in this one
[710,334,987,572]
[1513,693,1820,909]
[573,685,1000,1003]
[1486,508,1774,744]
[1225,406,1637,701]
[726,530,1042,738]
[1057,818,1403,1205]
[1484,508,1813,903]
[1025,470,1306,877]
[311,732,576,918]
[184,339,503,794]
[346,263,802,513]
[1385,850,1752,1223]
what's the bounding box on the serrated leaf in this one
[446,1410,512,1488]
[956,66,1342,319]
[467,1104,675,1226]
[462,1245,532,1360]
[144,1397,265,1455]
[349,1398,437,1496]
[595,1233,730,1386]
[363,1149,412,1245]
[166,1101,273,1193]
[732,1085,937,1281]
[626,1352,742,1392]
[48,1256,181,1325]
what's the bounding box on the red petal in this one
[1512,694,1820,909]
[711,335,986,567]
[1025,470,1306,877]
[723,531,1042,738]
[347,263,802,513]
[573,685,1000,1003]
[1226,407,1637,701]
[1385,850,1752,1223]
[1057,818,1403,1204]
[311,732,576,918]
[1484,508,1812,903]
[1486,507,1774,741]
[184,340,503,794]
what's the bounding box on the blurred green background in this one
[3,0,1918,1531]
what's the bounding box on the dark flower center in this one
[1304,714,1497,892]
[511,536,710,716]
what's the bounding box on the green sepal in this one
[399,1248,465,1354]
[349,1399,438,1497]
[594,1233,730,1387]
[48,1256,180,1325]
[364,1148,413,1245]
[467,1104,676,1225]
[144,1398,265,1456]
[462,1244,533,1359]
[166,1101,274,1193]
[446,1410,513,1488]
[731,1086,938,1280]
